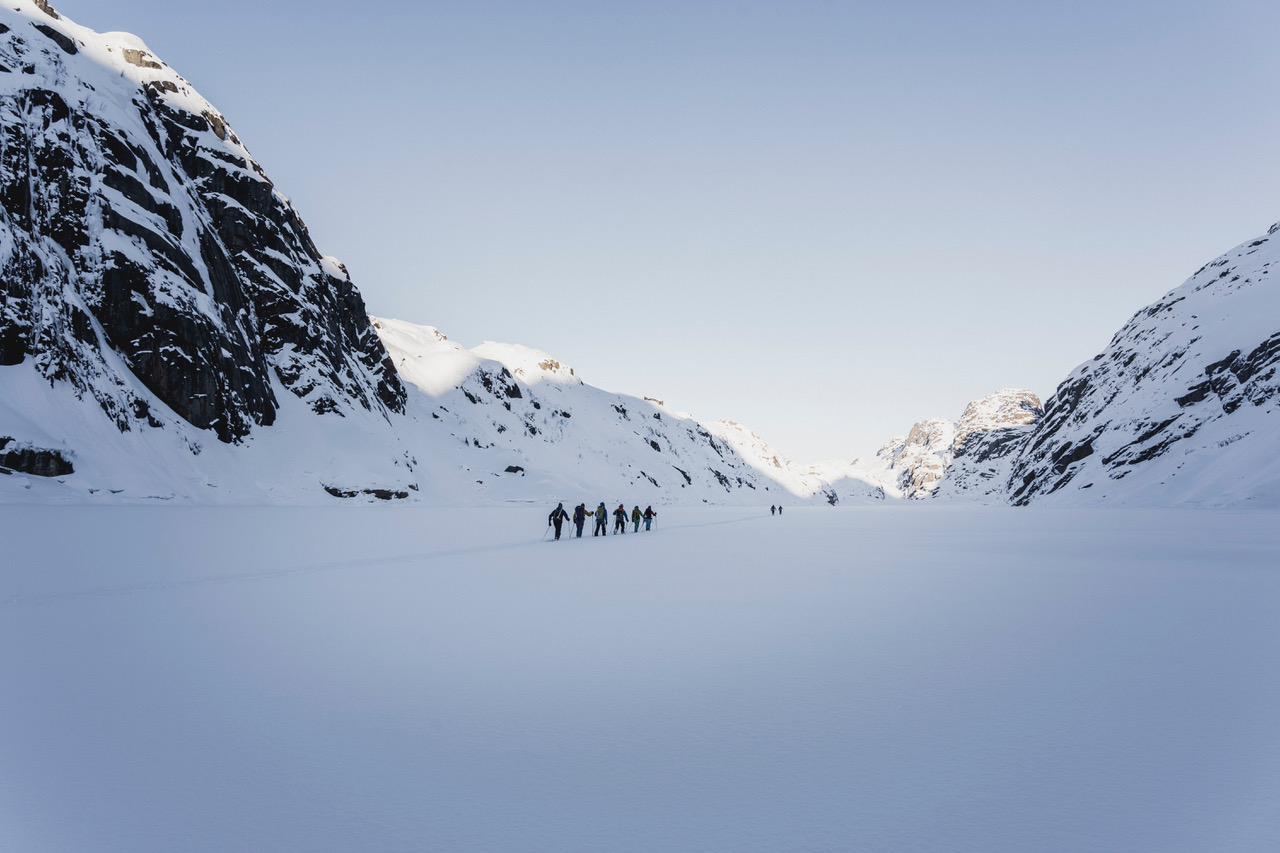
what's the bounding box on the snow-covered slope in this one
[842,218,1280,509]
[371,317,884,506]
[952,226,1280,507]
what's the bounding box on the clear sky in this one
[57,0,1280,461]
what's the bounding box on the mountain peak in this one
[471,341,581,386]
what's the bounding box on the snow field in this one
[2,505,1278,852]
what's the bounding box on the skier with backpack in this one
[572,503,587,538]
[594,502,608,536]
[548,502,569,540]
[643,506,656,531]
[631,506,642,533]
[613,504,628,534]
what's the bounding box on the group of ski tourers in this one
[547,502,657,540]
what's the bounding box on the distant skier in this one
[614,504,628,534]
[643,506,656,531]
[594,502,608,536]
[778,505,783,515]
[573,503,587,538]
[771,505,776,516]
[548,502,569,540]
[631,505,642,533]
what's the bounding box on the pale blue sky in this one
[61,0,1280,460]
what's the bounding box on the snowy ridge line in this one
[369,316,889,507]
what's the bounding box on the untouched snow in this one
[2,505,1277,852]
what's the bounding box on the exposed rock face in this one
[1003,225,1280,506]
[892,418,956,498]
[935,426,1037,503]
[844,419,955,500]
[953,389,1042,448]
[0,436,72,475]
[841,389,1043,501]
[0,2,404,446]
[930,390,1044,501]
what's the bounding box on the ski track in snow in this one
[0,511,759,608]
[1,543,525,609]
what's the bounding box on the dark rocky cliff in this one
[0,2,404,445]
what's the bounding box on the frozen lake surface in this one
[2,505,1278,852]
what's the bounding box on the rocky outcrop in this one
[0,436,72,476]
[892,418,956,498]
[840,419,955,500]
[953,389,1042,448]
[930,390,1043,502]
[934,426,1036,503]
[841,390,1043,501]
[0,2,404,448]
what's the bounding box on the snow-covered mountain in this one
[928,389,1046,502]
[0,0,420,500]
[0,2,887,506]
[2,2,1276,508]
[843,220,1280,511]
[820,389,1042,500]
[996,225,1280,507]
[0,1,404,428]
[371,317,884,506]
[929,225,1280,507]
